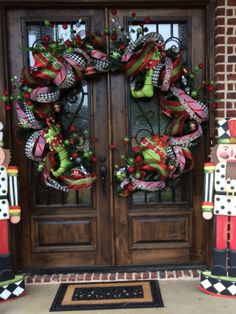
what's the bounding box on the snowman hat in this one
[0,121,4,147]
[217,118,236,144]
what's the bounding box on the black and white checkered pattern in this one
[0,277,25,301]
[63,51,87,69]
[200,271,236,297]
[35,88,60,103]
[217,118,230,142]
[125,32,164,54]
[45,176,70,192]
[201,101,209,117]
[152,63,165,87]
[92,59,110,72]
[25,131,43,161]
[59,65,76,89]
[169,123,203,148]
[165,146,179,167]
[19,102,42,130]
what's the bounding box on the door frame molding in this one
[0,0,213,7]
[0,0,215,269]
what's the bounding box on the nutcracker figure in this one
[199,118,236,298]
[0,121,25,302]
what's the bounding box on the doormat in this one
[50,280,164,311]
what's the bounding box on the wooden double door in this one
[4,5,211,270]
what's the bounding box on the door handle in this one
[99,164,107,195]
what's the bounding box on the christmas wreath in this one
[2,11,217,193]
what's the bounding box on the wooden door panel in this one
[131,248,190,264]
[130,213,191,249]
[31,216,96,252]
[112,8,207,265]
[7,8,112,269]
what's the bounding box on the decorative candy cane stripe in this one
[170,86,209,123]
[30,87,60,103]
[58,64,76,89]
[124,32,164,54]
[25,131,45,161]
[161,57,172,92]
[53,63,67,87]
[30,87,49,99]
[34,134,46,158]
[120,177,166,192]
[170,123,203,147]
[91,50,107,60]
[16,102,42,129]
[170,147,186,178]
[131,177,166,191]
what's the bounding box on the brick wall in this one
[215,0,236,118]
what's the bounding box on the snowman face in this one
[216,144,236,163]
[0,147,6,165]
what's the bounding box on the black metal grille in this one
[128,21,190,205]
[26,21,93,207]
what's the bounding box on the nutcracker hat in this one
[217,118,236,144]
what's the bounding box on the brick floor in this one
[24,269,202,284]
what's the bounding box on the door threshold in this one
[22,263,206,275]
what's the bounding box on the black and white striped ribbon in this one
[203,171,214,203]
[8,174,19,207]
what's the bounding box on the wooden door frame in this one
[0,0,215,269]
